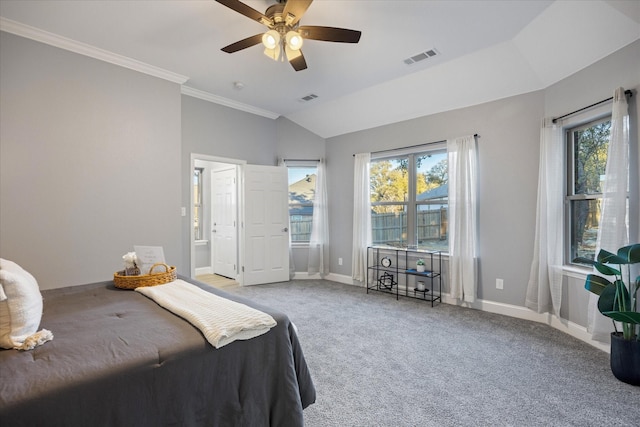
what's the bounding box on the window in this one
[194,168,203,240]
[566,117,612,262]
[370,148,448,251]
[287,162,318,243]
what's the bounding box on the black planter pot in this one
[610,332,640,386]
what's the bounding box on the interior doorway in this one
[190,154,290,286]
[191,154,245,283]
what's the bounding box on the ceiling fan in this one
[215,0,362,71]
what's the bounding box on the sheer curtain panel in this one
[447,135,478,303]
[308,159,329,276]
[526,118,564,317]
[352,153,372,282]
[589,87,631,341]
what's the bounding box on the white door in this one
[211,167,237,279]
[242,164,289,285]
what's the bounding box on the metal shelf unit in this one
[366,246,442,307]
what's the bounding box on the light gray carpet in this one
[224,279,640,427]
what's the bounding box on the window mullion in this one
[407,154,417,247]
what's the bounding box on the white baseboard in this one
[195,266,212,276]
[311,273,609,353]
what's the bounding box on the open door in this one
[242,164,289,285]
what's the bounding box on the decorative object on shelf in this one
[381,257,392,268]
[416,281,426,291]
[416,259,425,273]
[377,272,397,290]
[122,252,140,276]
[577,243,640,385]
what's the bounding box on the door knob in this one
[283,227,288,232]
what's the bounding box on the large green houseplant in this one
[577,243,640,385]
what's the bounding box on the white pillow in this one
[0,258,44,349]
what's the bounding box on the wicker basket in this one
[113,263,177,290]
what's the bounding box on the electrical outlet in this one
[181,207,186,217]
[338,257,343,266]
[496,278,504,290]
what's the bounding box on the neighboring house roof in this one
[289,174,316,205]
[417,183,448,201]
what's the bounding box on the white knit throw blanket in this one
[135,280,276,348]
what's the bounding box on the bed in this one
[0,275,316,426]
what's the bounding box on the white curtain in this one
[352,153,372,283]
[308,159,329,276]
[589,87,630,341]
[525,118,564,317]
[447,135,478,303]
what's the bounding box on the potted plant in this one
[577,243,640,385]
[416,259,425,273]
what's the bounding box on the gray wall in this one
[0,33,182,289]
[326,91,543,307]
[545,39,640,325]
[1,27,637,335]
[180,99,326,273]
[325,39,639,330]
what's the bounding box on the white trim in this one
[440,294,609,353]
[324,272,608,353]
[195,266,213,276]
[563,264,590,280]
[292,272,323,280]
[0,17,189,84]
[181,86,280,120]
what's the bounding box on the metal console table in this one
[366,246,442,307]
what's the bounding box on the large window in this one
[287,162,318,243]
[370,148,448,251]
[566,117,612,262]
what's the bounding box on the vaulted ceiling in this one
[1,1,638,138]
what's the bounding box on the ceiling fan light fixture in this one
[285,30,303,50]
[285,44,302,62]
[262,30,280,49]
[264,45,281,61]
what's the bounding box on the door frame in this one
[190,153,246,282]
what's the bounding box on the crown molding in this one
[0,17,189,84]
[181,86,280,120]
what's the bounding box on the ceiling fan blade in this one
[215,0,272,26]
[282,0,313,27]
[221,34,263,53]
[298,26,361,43]
[289,50,307,72]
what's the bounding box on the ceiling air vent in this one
[403,48,439,65]
[299,93,319,102]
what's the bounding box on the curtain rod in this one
[353,134,479,157]
[552,90,632,123]
[282,159,321,162]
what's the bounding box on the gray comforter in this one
[0,277,315,426]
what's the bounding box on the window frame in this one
[564,113,619,265]
[370,144,448,252]
[285,160,318,245]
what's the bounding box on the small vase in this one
[417,281,425,291]
[610,332,640,386]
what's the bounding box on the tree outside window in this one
[370,149,448,251]
[567,117,612,262]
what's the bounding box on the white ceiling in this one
[1,1,638,138]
